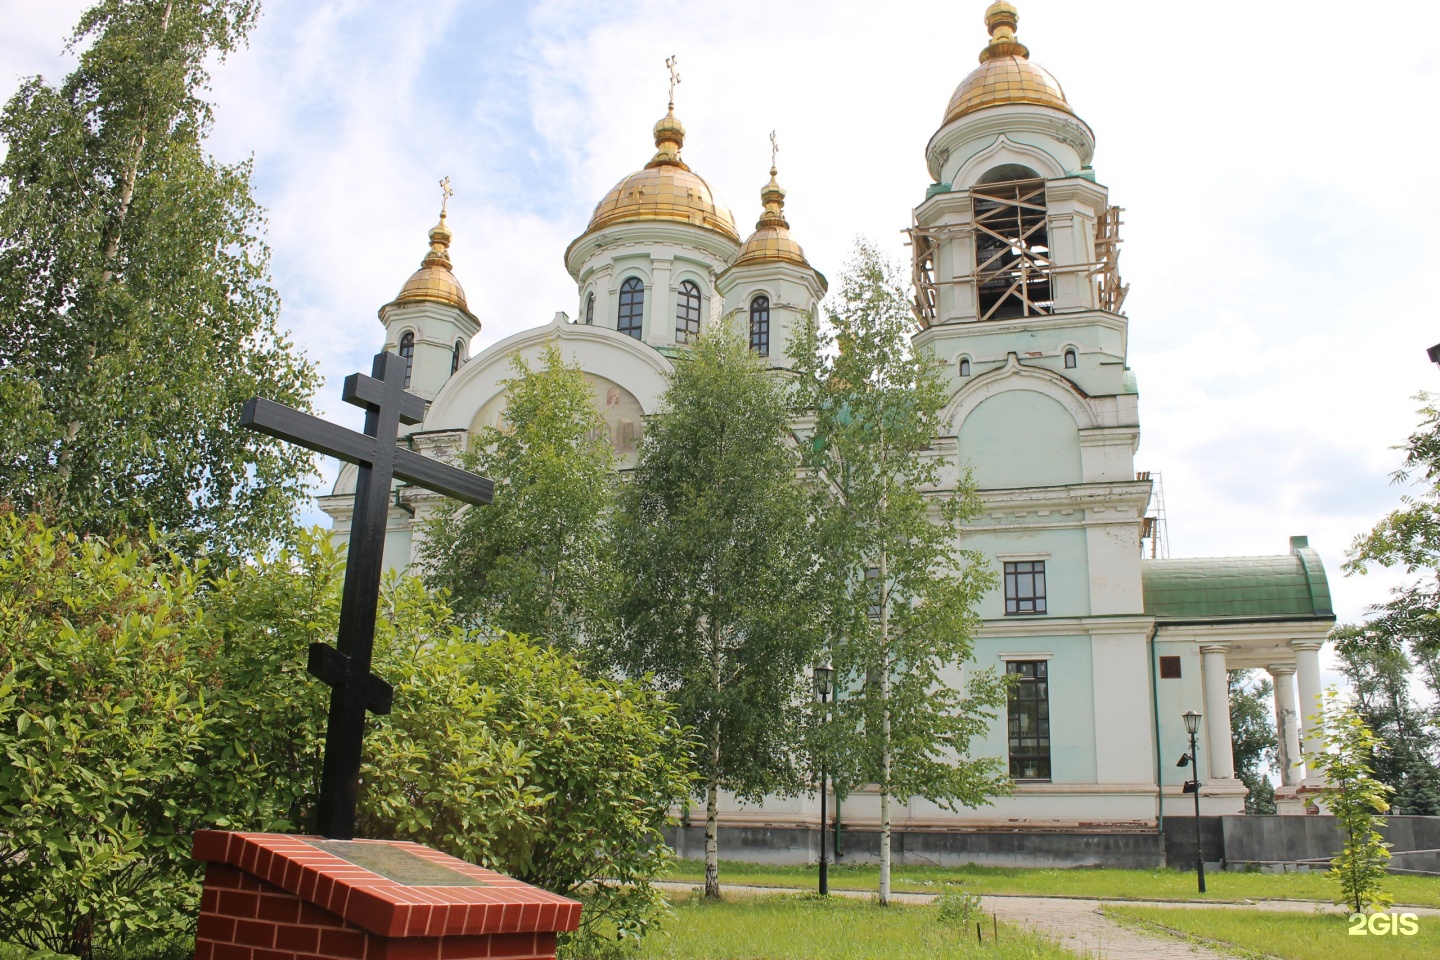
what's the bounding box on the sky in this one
[4,0,1439,651]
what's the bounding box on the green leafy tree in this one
[0,0,318,557]
[607,328,822,900]
[792,240,1008,905]
[1344,393,1440,655]
[1,517,692,960]
[419,345,614,648]
[1331,624,1440,815]
[1228,670,1278,815]
[1306,690,1395,915]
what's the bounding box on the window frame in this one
[1063,347,1077,369]
[584,292,595,325]
[1006,659,1052,781]
[675,279,702,343]
[749,295,770,356]
[451,339,464,374]
[958,356,972,377]
[398,331,415,387]
[1003,559,1047,616]
[617,277,645,339]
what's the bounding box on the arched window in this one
[1063,348,1077,369]
[749,295,770,356]
[618,278,644,339]
[398,331,415,387]
[675,280,702,343]
[959,357,971,377]
[973,176,1051,321]
[452,340,464,374]
[584,292,594,325]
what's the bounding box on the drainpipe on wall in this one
[1149,622,1164,835]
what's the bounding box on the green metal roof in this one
[1141,536,1334,622]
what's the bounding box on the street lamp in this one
[1176,709,1205,893]
[812,662,835,896]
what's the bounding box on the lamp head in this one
[812,662,834,698]
[1176,754,1191,768]
[1182,710,1202,736]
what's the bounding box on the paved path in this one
[657,881,1439,959]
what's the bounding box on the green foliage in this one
[608,327,822,898]
[419,345,615,648]
[791,240,1008,902]
[933,892,983,926]
[0,0,318,557]
[1227,670,1278,815]
[1306,691,1394,914]
[1344,393,1440,655]
[1331,625,1440,815]
[0,511,212,959]
[0,518,692,960]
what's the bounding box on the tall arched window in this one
[584,292,595,325]
[749,295,770,356]
[675,280,702,343]
[1063,348,1077,369]
[959,357,972,377]
[452,340,464,374]
[398,331,415,387]
[618,278,644,339]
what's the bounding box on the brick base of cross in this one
[191,832,580,960]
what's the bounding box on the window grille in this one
[675,280,702,343]
[972,178,1053,321]
[618,278,644,339]
[1004,560,1046,615]
[750,296,770,356]
[1007,660,1051,780]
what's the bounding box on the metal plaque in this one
[306,840,487,887]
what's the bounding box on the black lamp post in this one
[1177,709,1206,894]
[813,662,834,896]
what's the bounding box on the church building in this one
[321,3,1336,864]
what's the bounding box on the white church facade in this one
[321,3,1335,862]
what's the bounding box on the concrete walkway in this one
[657,880,1439,959]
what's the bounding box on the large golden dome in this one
[942,2,1072,126]
[733,167,811,269]
[388,212,470,312]
[583,107,739,243]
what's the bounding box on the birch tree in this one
[608,328,821,899]
[0,0,317,557]
[794,240,1009,904]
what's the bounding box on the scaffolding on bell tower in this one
[1137,470,1170,559]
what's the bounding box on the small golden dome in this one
[941,1,1072,126]
[390,212,468,311]
[582,106,739,243]
[733,166,810,269]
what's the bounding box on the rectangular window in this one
[1159,655,1182,679]
[1007,660,1051,780]
[1004,560,1046,615]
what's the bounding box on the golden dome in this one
[942,2,1072,126]
[733,166,810,269]
[582,105,739,243]
[389,212,469,311]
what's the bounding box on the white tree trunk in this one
[704,773,720,899]
[878,543,892,905]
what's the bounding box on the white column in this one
[650,258,673,346]
[1266,663,1302,786]
[1290,640,1326,784]
[1199,643,1235,780]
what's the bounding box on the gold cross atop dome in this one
[666,55,681,108]
[770,130,778,171]
[439,176,453,216]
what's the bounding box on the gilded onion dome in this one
[732,166,811,269]
[582,106,739,243]
[388,212,470,312]
[942,2,1072,126]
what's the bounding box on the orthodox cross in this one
[241,351,492,839]
[770,130,778,169]
[439,176,453,215]
[665,54,681,106]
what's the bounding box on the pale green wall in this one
[958,390,1081,489]
[972,634,1098,783]
[966,526,1091,619]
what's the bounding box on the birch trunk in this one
[704,739,720,899]
[878,540,892,905]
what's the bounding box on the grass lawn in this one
[1105,905,1440,960]
[637,892,1075,960]
[661,859,1440,906]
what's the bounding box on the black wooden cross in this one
[241,351,492,839]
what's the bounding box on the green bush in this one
[1,518,692,960]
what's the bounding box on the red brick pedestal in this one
[192,832,580,960]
